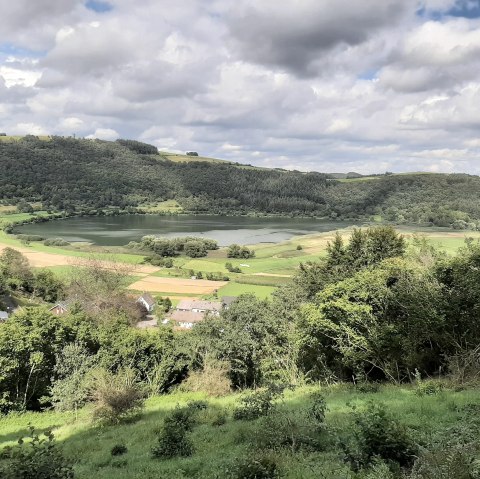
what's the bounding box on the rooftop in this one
[176,300,223,312]
[168,310,205,324]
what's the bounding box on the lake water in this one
[14,215,355,246]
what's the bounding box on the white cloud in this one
[86,128,119,140]
[1,0,480,174]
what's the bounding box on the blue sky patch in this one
[0,43,46,59]
[418,1,480,20]
[85,1,113,13]
[447,1,480,19]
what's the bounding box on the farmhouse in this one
[168,297,237,329]
[221,296,237,309]
[49,301,70,315]
[137,292,156,313]
[168,310,205,329]
[176,299,223,315]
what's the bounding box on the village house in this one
[176,299,223,315]
[221,296,237,309]
[136,292,156,313]
[168,310,205,329]
[49,301,70,315]
[168,297,237,329]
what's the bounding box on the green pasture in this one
[0,385,478,479]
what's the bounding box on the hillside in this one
[1,385,478,479]
[1,135,480,227]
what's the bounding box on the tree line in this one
[2,136,480,226]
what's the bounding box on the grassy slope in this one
[0,385,478,478]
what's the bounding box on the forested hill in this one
[1,135,480,226]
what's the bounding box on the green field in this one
[0,384,478,478]
[0,135,51,143]
[2,209,480,300]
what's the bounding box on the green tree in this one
[50,343,97,415]
[0,308,69,412]
[184,240,208,258]
[297,259,444,382]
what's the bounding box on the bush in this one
[181,359,232,397]
[227,244,255,259]
[253,392,329,453]
[110,444,128,456]
[16,234,45,242]
[0,426,74,479]
[226,453,281,479]
[151,406,196,459]
[409,445,479,479]
[415,379,444,397]
[356,382,381,394]
[233,384,284,421]
[342,402,418,472]
[225,262,242,273]
[90,368,145,424]
[43,238,70,247]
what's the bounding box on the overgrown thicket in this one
[3,136,480,224]
[188,226,480,387]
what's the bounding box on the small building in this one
[176,299,223,315]
[0,311,8,321]
[49,301,70,315]
[221,296,237,309]
[137,292,156,313]
[168,310,205,329]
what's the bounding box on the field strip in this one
[252,273,292,278]
[0,242,160,275]
[128,276,227,294]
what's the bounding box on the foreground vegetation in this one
[2,384,480,479]
[2,224,480,477]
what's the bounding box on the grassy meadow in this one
[0,384,478,478]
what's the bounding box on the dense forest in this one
[1,136,480,227]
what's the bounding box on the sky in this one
[1,0,480,174]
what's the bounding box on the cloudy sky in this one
[1,0,480,173]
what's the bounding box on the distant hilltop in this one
[1,135,480,230]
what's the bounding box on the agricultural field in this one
[0,384,478,479]
[1,209,479,301]
[0,135,51,142]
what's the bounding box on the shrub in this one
[356,382,381,394]
[186,400,209,411]
[342,402,418,472]
[16,234,45,242]
[0,426,74,479]
[43,238,70,247]
[227,244,255,259]
[90,368,145,424]
[110,444,128,456]
[409,445,479,479]
[181,359,232,397]
[253,392,329,453]
[226,453,281,479]
[233,384,284,421]
[415,379,444,397]
[296,245,303,251]
[151,406,196,459]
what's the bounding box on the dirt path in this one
[0,242,160,275]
